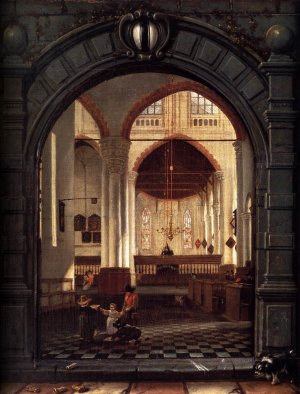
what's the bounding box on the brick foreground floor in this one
[1,380,299,394]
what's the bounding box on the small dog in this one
[254,350,296,385]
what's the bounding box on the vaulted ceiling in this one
[136,140,215,200]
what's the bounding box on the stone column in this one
[257,25,298,355]
[121,167,129,268]
[206,210,212,254]
[100,162,109,267]
[99,137,131,294]
[128,171,138,285]
[242,212,252,263]
[215,171,224,258]
[199,196,206,255]
[213,172,222,254]
[233,141,244,266]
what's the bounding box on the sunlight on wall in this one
[51,132,57,247]
[64,262,75,284]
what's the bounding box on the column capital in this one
[214,171,224,182]
[100,137,131,174]
[233,141,242,158]
[128,171,138,185]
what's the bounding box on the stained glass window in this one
[191,92,219,114]
[183,208,193,249]
[141,208,151,250]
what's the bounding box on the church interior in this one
[1,0,299,388]
[38,73,256,363]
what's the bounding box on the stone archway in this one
[3,14,295,368]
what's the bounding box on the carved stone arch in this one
[23,15,271,358]
[24,16,269,168]
[132,133,222,173]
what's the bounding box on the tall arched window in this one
[183,208,192,249]
[141,208,151,250]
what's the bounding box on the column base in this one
[98,267,131,295]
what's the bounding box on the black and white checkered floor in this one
[41,321,253,360]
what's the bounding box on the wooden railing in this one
[134,255,222,285]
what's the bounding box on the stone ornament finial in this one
[3,21,28,64]
[265,25,294,54]
[119,10,170,61]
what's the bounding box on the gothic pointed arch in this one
[132,133,222,173]
[122,80,246,140]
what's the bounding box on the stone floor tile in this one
[238,381,298,394]
[186,381,239,394]
[130,382,185,394]
[83,382,130,394]
[0,383,26,394]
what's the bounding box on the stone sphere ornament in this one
[265,24,294,54]
[3,22,28,56]
[119,10,170,61]
[132,16,159,52]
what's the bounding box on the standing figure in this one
[120,284,138,326]
[99,303,121,337]
[78,295,94,342]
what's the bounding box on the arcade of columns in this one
[96,134,251,291]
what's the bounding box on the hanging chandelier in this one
[157,138,184,241]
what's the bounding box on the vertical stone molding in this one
[121,167,129,269]
[233,141,244,267]
[101,162,109,267]
[256,24,298,354]
[206,213,212,254]
[242,212,251,263]
[213,171,224,255]
[128,171,138,284]
[0,63,32,365]
[215,171,225,259]
[100,137,131,268]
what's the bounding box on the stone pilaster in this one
[206,212,212,254]
[101,162,109,267]
[257,25,298,354]
[242,212,252,263]
[213,171,223,255]
[121,168,130,269]
[216,172,225,258]
[233,141,244,267]
[128,171,138,285]
[0,23,32,365]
